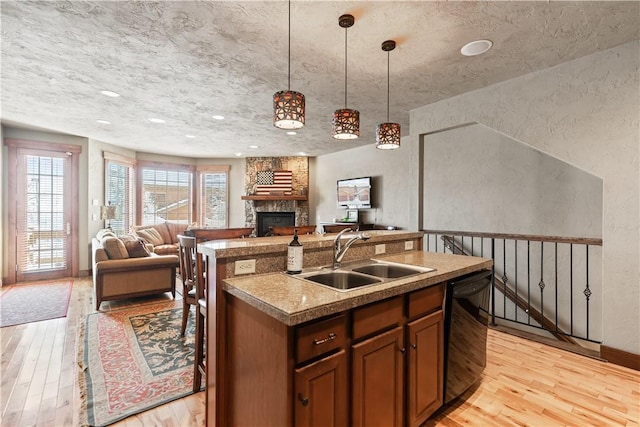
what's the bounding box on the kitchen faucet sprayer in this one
[333,228,371,269]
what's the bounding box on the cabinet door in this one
[352,326,404,427]
[407,310,444,426]
[294,349,348,427]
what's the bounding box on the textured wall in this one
[311,140,417,231]
[411,41,639,354]
[423,123,603,237]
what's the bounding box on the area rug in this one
[79,300,197,427]
[0,281,73,327]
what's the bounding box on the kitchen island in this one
[198,231,492,427]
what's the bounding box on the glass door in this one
[6,139,80,283]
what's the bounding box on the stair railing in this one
[422,229,603,344]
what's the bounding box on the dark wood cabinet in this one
[352,326,405,427]
[407,310,444,427]
[294,349,348,427]
[222,282,445,427]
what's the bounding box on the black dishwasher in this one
[443,269,492,404]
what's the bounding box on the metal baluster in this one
[503,239,507,320]
[491,238,496,326]
[570,243,574,337]
[515,239,518,323]
[584,245,591,340]
[527,240,531,325]
[555,242,558,334]
[539,241,545,329]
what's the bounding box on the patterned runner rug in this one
[79,300,197,426]
[0,281,72,327]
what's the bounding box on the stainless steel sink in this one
[351,263,426,279]
[300,271,382,291]
[296,260,435,292]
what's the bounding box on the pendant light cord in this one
[344,25,348,108]
[287,0,291,90]
[386,49,390,121]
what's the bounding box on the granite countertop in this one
[197,230,424,258]
[223,251,492,326]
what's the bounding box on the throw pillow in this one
[136,228,164,246]
[96,228,116,240]
[124,238,151,258]
[101,236,129,260]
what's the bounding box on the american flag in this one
[256,170,293,195]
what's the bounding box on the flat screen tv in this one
[337,176,372,209]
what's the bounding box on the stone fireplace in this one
[243,157,309,230]
[256,211,295,237]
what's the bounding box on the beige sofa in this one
[131,221,190,254]
[92,234,179,310]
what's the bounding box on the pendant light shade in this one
[376,122,401,149]
[332,14,359,140]
[376,40,400,149]
[274,90,305,129]
[332,108,360,139]
[273,0,305,130]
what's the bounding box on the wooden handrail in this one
[421,229,602,246]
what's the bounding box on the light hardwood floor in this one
[1,278,638,426]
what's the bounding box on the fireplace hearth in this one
[256,212,295,237]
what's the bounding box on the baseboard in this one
[489,324,603,361]
[78,269,91,277]
[601,345,640,371]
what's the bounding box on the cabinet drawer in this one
[296,314,347,363]
[408,284,444,319]
[353,296,403,340]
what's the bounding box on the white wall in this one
[423,123,603,237]
[311,137,418,230]
[410,41,639,354]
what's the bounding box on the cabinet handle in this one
[313,332,336,345]
[411,343,417,349]
[298,394,309,407]
[399,347,406,354]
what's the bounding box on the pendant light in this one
[376,40,400,149]
[273,0,305,129]
[332,14,359,139]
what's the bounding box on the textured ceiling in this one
[1,1,638,158]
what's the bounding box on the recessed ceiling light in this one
[298,152,308,156]
[212,115,225,120]
[249,145,259,149]
[148,117,166,123]
[286,131,297,136]
[460,39,493,56]
[185,134,196,138]
[234,152,242,157]
[100,90,120,97]
[96,119,111,124]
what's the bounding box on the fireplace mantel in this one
[241,195,307,201]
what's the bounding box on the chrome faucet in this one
[333,228,371,268]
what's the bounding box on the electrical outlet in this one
[375,244,386,255]
[235,259,256,275]
[404,240,414,250]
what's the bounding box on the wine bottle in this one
[287,229,303,274]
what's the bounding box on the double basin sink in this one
[295,260,435,292]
